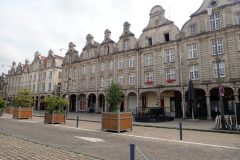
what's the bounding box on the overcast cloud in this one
[0,0,203,74]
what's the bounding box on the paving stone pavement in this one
[0,133,101,160]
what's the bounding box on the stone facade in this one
[6,50,63,110]
[4,0,240,119]
[60,0,240,120]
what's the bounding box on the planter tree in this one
[0,97,6,117]
[44,96,68,124]
[13,88,33,119]
[102,82,133,132]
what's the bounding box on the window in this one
[33,84,35,92]
[71,67,76,76]
[210,12,221,31]
[91,64,95,74]
[123,39,129,51]
[33,74,36,82]
[100,63,104,72]
[129,74,136,85]
[109,76,113,85]
[82,65,86,75]
[165,49,175,63]
[63,81,67,90]
[147,37,153,46]
[49,71,52,80]
[42,83,45,92]
[118,76,123,85]
[109,61,113,71]
[64,69,68,78]
[72,80,76,90]
[144,54,153,66]
[188,44,197,59]
[29,75,32,82]
[189,64,199,80]
[43,72,46,80]
[104,46,109,55]
[212,38,223,55]
[165,68,176,81]
[190,25,197,35]
[164,33,170,42]
[90,78,95,88]
[47,60,51,68]
[213,61,226,78]
[145,72,153,83]
[129,56,136,68]
[100,77,104,88]
[118,60,124,69]
[236,12,240,24]
[48,82,51,92]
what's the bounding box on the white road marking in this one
[74,136,105,142]
[1,116,240,150]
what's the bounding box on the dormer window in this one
[236,12,240,24]
[190,24,197,35]
[147,37,152,46]
[164,33,170,42]
[123,39,129,51]
[210,12,221,31]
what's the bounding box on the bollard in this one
[129,144,135,160]
[179,122,183,141]
[76,115,79,128]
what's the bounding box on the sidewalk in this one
[32,111,240,134]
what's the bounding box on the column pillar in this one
[124,96,128,112]
[95,96,99,113]
[234,91,239,104]
[206,93,212,120]
[86,98,89,112]
[37,96,40,110]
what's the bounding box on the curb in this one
[33,115,240,135]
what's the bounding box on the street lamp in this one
[207,0,225,129]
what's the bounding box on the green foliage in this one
[13,88,33,108]
[106,82,124,112]
[0,97,6,111]
[44,96,68,113]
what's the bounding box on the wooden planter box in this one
[4,107,13,114]
[13,107,32,119]
[102,112,133,132]
[44,112,65,124]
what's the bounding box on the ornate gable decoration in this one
[101,29,115,45]
[83,34,100,51]
[63,42,79,65]
[119,22,135,39]
[143,5,173,32]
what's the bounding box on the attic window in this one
[164,33,170,42]
[148,37,152,46]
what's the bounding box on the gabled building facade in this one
[61,0,240,120]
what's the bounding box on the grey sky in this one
[0,0,203,74]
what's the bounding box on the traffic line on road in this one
[74,136,105,142]
[1,116,240,150]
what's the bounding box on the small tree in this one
[0,97,6,111]
[13,88,33,108]
[44,96,68,113]
[106,82,124,112]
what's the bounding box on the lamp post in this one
[208,0,225,129]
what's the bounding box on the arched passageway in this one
[88,94,96,113]
[69,94,76,112]
[79,94,87,112]
[185,89,207,119]
[98,94,105,112]
[210,87,234,118]
[161,90,182,118]
[128,92,137,114]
